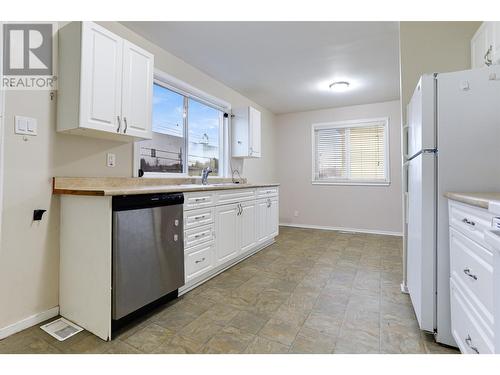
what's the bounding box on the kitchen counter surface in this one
[53,177,279,196]
[444,192,500,210]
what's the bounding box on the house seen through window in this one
[138,82,223,176]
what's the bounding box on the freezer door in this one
[407,75,436,158]
[407,152,436,332]
[435,65,500,346]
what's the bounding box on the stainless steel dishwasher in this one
[112,193,184,320]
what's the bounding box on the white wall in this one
[399,21,481,121]
[0,21,277,333]
[276,100,402,235]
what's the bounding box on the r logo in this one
[3,23,52,75]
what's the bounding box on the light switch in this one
[27,118,37,135]
[15,116,27,133]
[15,116,37,135]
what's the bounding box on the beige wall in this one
[399,21,481,121]
[0,22,277,331]
[276,100,402,235]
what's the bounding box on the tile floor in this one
[0,227,458,354]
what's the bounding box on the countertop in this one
[444,192,500,210]
[52,177,279,196]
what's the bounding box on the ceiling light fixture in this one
[329,81,350,92]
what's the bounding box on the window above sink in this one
[134,69,231,178]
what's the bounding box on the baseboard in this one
[0,306,59,340]
[279,222,403,237]
[400,283,409,294]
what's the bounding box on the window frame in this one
[134,68,231,178]
[311,117,390,186]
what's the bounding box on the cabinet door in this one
[80,22,123,133]
[255,198,270,244]
[268,197,279,238]
[249,107,261,157]
[215,204,240,265]
[492,22,500,65]
[121,40,154,139]
[471,23,492,69]
[240,201,256,254]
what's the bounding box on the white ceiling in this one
[122,22,401,114]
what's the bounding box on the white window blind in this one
[313,119,389,185]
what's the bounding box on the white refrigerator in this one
[406,66,500,346]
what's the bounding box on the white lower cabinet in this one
[256,197,279,245]
[215,203,240,265]
[448,200,496,353]
[240,201,257,254]
[181,187,279,293]
[185,241,215,283]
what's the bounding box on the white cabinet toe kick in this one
[59,186,279,340]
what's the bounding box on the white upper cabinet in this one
[471,22,500,69]
[80,22,123,134]
[57,22,153,141]
[121,40,154,138]
[232,106,261,158]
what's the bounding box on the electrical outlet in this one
[106,153,116,168]
[294,210,299,217]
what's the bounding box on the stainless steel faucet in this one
[201,167,213,185]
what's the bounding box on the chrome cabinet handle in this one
[462,218,476,228]
[236,203,242,216]
[485,45,493,66]
[123,117,128,133]
[116,115,121,133]
[194,233,206,239]
[195,198,206,202]
[194,215,206,220]
[463,268,478,280]
[267,198,271,208]
[465,335,480,354]
[195,257,206,264]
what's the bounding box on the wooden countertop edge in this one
[52,183,280,196]
[444,192,500,210]
[53,188,106,196]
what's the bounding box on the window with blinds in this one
[312,119,389,184]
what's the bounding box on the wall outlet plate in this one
[106,153,116,168]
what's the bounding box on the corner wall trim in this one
[0,306,59,340]
[279,222,403,237]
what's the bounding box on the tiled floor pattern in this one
[0,227,458,354]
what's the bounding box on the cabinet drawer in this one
[185,241,215,282]
[216,188,255,205]
[449,201,494,249]
[450,227,494,326]
[184,207,214,230]
[256,186,279,198]
[450,279,494,354]
[184,223,214,249]
[184,191,215,210]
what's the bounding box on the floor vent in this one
[40,318,83,341]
